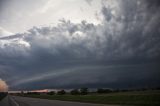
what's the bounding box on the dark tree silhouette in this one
[70,89,80,95]
[80,88,88,95]
[57,90,66,95]
[47,91,55,95]
[97,88,112,94]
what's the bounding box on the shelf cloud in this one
[0,0,160,90]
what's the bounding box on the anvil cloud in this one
[0,0,160,90]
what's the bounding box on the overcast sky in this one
[0,0,160,90]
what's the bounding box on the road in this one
[8,96,118,106]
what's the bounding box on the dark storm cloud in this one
[12,63,160,90]
[0,0,160,90]
[101,5,113,21]
[0,0,7,10]
[146,0,160,7]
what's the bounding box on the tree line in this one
[19,88,128,95]
[11,87,160,96]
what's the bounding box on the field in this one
[22,90,160,106]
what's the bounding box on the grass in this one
[22,90,160,106]
[0,92,7,101]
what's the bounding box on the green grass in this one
[22,90,160,106]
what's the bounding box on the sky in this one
[0,0,160,90]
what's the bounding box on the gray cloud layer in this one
[0,0,160,90]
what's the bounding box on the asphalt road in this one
[0,95,18,106]
[10,96,119,106]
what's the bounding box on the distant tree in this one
[141,88,148,91]
[57,90,66,95]
[121,89,129,92]
[47,91,55,95]
[80,88,88,95]
[114,89,120,92]
[155,87,160,90]
[97,88,112,94]
[27,92,40,95]
[70,89,80,95]
[97,88,104,93]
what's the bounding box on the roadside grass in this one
[0,92,8,101]
[22,90,160,106]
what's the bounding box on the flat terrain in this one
[22,90,160,106]
[12,96,117,106]
[1,90,160,106]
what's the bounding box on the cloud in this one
[39,0,53,13]
[85,0,93,5]
[145,0,160,7]
[0,79,8,92]
[0,0,160,90]
[0,27,13,37]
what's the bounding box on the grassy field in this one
[22,90,160,106]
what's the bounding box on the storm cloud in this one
[0,0,160,90]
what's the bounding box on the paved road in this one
[11,96,119,106]
[0,95,17,106]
